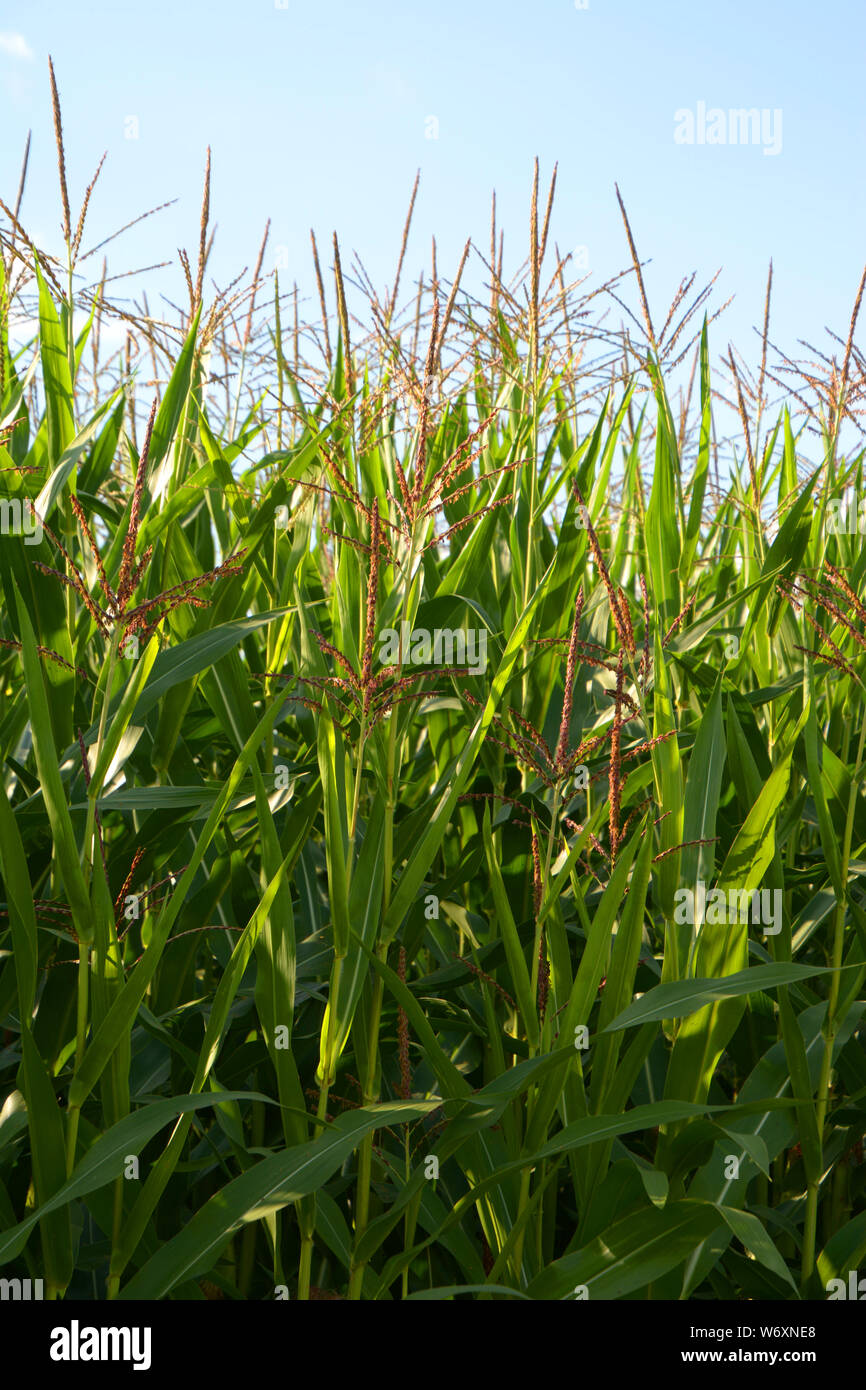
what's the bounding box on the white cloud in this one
[0,33,34,60]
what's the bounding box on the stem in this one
[110,1174,124,1272]
[82,627,122,888]
[349,718,368,842]
[401,1127,416,1299]
[347,955,385,1300]
[520,369,540,723]
[65,942,90,1175]
[510,1168,533,1284]
[348,538,414,1298]
[529,787,562,1022]
[297,1233,313,1301]
[315,955,343,1136]
[515,786,561,1283]
[315,701,368,1140]
[485,1157,565,1295]
[801,710,866,1290]
[67,251,76,426]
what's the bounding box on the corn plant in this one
[0,69,865,1303]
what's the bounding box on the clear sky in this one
[1,0,864,416]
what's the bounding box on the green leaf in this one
[483,804,538,1047]
[12,582,92,943]
[118,1101,437,1299]
[0,781,38,1020]
[0,1091,274,1267]
[718,1205,798,1293]
[35,263,74,465]
[605,963,832,1031]
[526,1199,722,1300]
[18,1027,73,1293]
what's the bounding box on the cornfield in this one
[1,68,866,1305]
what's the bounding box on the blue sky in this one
[1,0,864,416]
